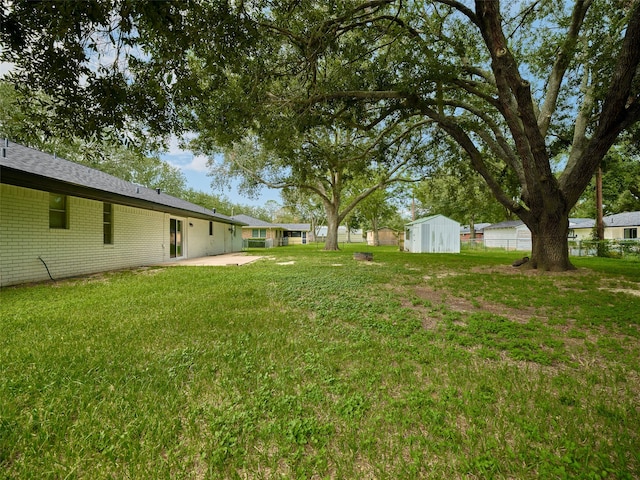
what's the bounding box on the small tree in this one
[356,188,398,246]
[202,125,432,250]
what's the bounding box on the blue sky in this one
[160,137,282,207]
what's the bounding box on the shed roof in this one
[0,140,243,224]
[406,214,459,226]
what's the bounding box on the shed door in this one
[421,223,430,253]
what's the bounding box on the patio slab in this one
[160,253,264,266]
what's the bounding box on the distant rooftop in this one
[231,214,310,231]
[574,212,640,229]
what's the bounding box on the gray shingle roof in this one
[603,211,640,227]
[486,218,600,230]
[232,214,275,227]
[231,214,310,231]
[274,223,310,231]
[0,140,242,224]
[562,213,640,230]
[483,220,525,230]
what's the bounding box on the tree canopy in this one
[204,123,432,249]
[3,0,640,269]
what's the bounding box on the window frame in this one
[624,227,638,239]
[49,193,68,229]
[103,202,113,244]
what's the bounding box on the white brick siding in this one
[0,184,240,286]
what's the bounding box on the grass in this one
[1,245,639,479]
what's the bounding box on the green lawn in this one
[1,245,639,479]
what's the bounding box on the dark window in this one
[103,203,113,244]
[252,228,267,238]
[624,228,638,239]
[49,194,68,229]
[209,221,214,236]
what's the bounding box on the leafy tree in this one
[259,0,638,270]
[414,161,510,236]
[3,1,640,269]
[355,188,398,246]
[280,189,327,241]
[203,125,432,250]
[572,140,640,217]
[181,189,237,216]
[0,82,188,196]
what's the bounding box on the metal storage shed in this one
[404,215,460,253]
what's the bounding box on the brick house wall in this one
[0,184,240,286]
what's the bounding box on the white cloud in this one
[183,155,209,173]
[0,61,15,77]
[163,149,209,173]
[160,133,210,172]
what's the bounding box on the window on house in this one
[49,193,68,229]
[252,228,267,238]
[103,203,113,244]
[209,221,214,236]
[406,229,411,240]
[624,228,638,239]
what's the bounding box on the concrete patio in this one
[160,252,264,267]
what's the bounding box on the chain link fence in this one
[461,238,640,259]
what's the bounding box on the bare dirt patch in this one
[471,265,593,277]
[601,287,640,297]
[412,285,540,323]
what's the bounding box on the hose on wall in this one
[38,256,55,282]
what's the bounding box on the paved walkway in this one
[160,252,264,266]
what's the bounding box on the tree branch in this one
[417,103,527,218]
[560,0,640,205]
[537,0,592,137]
[432,0,480,27]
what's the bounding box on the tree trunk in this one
[324,206,340,250]
[527,211,575,271]
[596,167,604,240]
[310,215,317,242]
[372,217,379,246]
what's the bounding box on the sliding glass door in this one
[170,218,183,258]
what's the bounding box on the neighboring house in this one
[484,218,595,251]
[0,141,245,287]
[572,212,640,240]
[315,225,366,243]
[231,214,311,246]
[460,222,492,241]
[483,220,532,251]
[366,227,399,246]
[404,215,460,253]
[568,218,595,240]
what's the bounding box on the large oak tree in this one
[3,0,639,269]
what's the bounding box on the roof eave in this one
[1,166,241,224]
